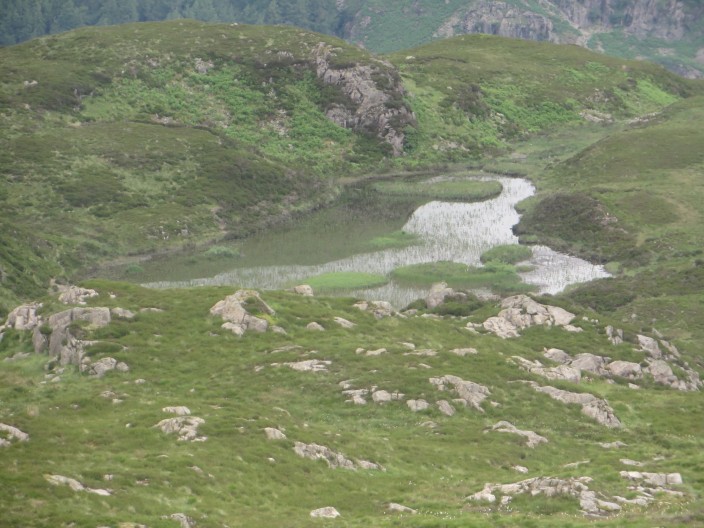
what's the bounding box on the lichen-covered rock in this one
[483,295,577,338]
[490,421,548,448]
[407,399,429,412]
[264,427,286,440]
[526,382,621,428]
[0,423,29,447]
[3,303,42,331]
[210,290,274,336]
[306,322,325,331]
[155,416,206,442]
[430,375,490,412]
[57,285,99,305]
[607,361,643,379]
[293,441,381,470]
[310,507,340,519]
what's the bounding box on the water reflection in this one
[145,175,609,307]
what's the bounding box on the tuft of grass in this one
[296,271,388,291]
[480,244,533,265]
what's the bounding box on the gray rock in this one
[482,316,519,338]
[264,427,286,440]
[430,375,490,412]
[607,361,643,379]
[155,417,206,442]
[293,442,356,470]
[407,399,429,412]
[426,282,466,309]
[637,335,662,358]
[306,322,325,331]
[45,474,111,496]
[490,421,548,448]
[353,300,395,319]
[451,347,478,356]
[645,360,678,387]
[284,360,331,373]
[163,406,191,416]
[169,512,196,528]
[210,290,274,335]
[48,307,111,330]
[387,502,417,514]
[4,303,42,331]
[310,506,340,519]
[527,382,621,428]
[512,356,581,383]
[110,307,136,319]
[84,357,118,377]
[483,296,577,338]
[436,400,455,416]
[372,390,392,403]
[57,285,99,305]
[605,325,623,345]
[366,348,387,356]
[292,284,314,296]
[0,423,29,446]
[333,316,356,329]
[569,353,609,376]
[543,348,571,364]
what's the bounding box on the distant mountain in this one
[3,1,704,78]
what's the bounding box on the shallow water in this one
[145,175,609,307]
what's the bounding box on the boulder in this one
[605,326,623,345]
[637,335,662,358]
[490,421,548,448]
[543,348,571,364]
[436,400,455,416]
[527,382,621,428]
[372,390,392,403]
[45,474,111,496]
[570,353,609,376]
[310,507,340,519]
[483,296,577,338]
[48,307,111,330]
[387,503,417,514]
[292,284,314,296]
[407,399,429,412]
[57,285,99,305]
[168,513,196,528]
[4,303,42,331]
[512,356,581,383]
[283,359,331,373]
[426,282,465,309]
[607,361,643,379]
[83,357,118,377]
[451,347,478,356]
[353,300,395,319]
[264,427,286,440]
[293,442,356,470]
[0,423,29,447]
[155,417,206,442]
[163,406,191,416]
[210,290,274,335]
[333,316,355,329]
[645,360,679,388]
[482,317,519,339]
[430,375,490,412]
[110,307,136,319]
[306,322,325,332]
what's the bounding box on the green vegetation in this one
[392,260,535,296]
[1,280,702,526]
[373,177,502,202]
[366,230,419,251]
[480,244,533,265]
[298,271,388,291]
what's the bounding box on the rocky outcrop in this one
[468,475,621,516]
[282,359,331,373]
[210,289,274,336]
[155,416,207,442]
[264,427,286,440]
[430,375,490,412]
[490,421,548,448]
[293,441,382,470]
[291,284,314,296]
[525,382,621,428]
[437,2,554,42]
[425,282,466,309]
[482,295,578,338]
[57,285,99,305]
[512,356,581,383]
[0,423,29,447]
[45,474,111,496]
[312,42,415,156]
[3,303,42,331]
[310,507,340,519]
[353,300,395,319]
[81,356,129,378]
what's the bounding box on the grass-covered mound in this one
[297,271,388,292]
[372,177,502,202]
[480,244,533,265]
[392,260,534,296]
[365,230,419,251]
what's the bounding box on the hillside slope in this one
[3,1,704,78]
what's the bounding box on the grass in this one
[296,271,388,292]
[391,260,535,295]
[373,177,503,202]
[0,280,702,526]
[366,230,419,251]
[481,245,533,265]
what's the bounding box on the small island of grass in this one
[480,244,533,265]
[391,260,534,295]
[373,178,502,202]
[297,271,388,292]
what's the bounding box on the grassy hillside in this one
[0,281,702,526]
